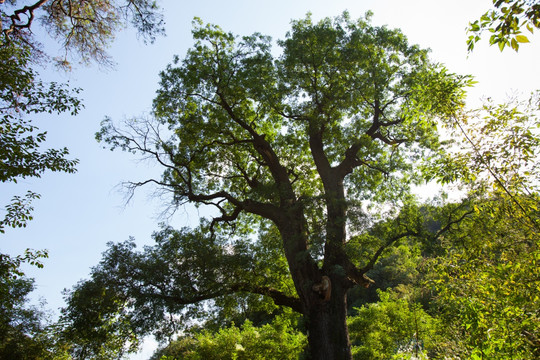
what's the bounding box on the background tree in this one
[1,1,165,357]
[0,250,56,359]
[91,13,470,359]
[423,93,540,359]
[426,194,540,359]
[1,0,164,232]
[348,289,441,360]
[1,0,164,67]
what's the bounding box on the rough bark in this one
[306,273,352,360]
[276,198,356,359]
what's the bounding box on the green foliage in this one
[348,289,440,360]
[1,1,165,234]
[58,223,299,356]
[429,92,540,234]
[0,1,165,357]
[348,243,423,307]
[57,275,140,359]
[0,41,81,234]
[0,191,40,234]
[467,0,540,51]
[152,315,306,360]
[98,11,470,216]
[411,90,540,358]
[0,249,54,359]
[0,43,81,180]
[427,195,540,359]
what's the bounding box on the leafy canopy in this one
[98,12,470,233]
[87,12,471,357]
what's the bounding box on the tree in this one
[1,0,165,233]
[426,194,540,359]
[467,0,540,51]
[1,1,165,357]
[58,225,301,358]
[1,0,164,67]
[423,93,540,359]
[0,250,51,359]
[92,13,470,359]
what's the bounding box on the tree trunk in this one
[277,205,353,359]
[305,274,352,360]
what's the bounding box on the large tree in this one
[93,13,469,359]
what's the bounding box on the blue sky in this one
[1,0,539,358]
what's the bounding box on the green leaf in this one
[515,34,530,43]
[511,37,519,50]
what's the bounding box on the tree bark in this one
[306,273,352,360]
[272,165,356,359]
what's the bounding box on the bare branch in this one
[2,0,48,42]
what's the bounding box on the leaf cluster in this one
[0,42,81,234]
[426,194,540,359]
[467,0,540,51]
[0,249,52,359]
[58,222,298,356]
[151,315,306,360]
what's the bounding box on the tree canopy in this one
[1,0,164,67]
[88,12,474,359]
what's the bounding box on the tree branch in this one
[358,230,417,278]
[215,90,294,202]
[231,283,302,313]
[143,283,302,313]
[3,0,48,42]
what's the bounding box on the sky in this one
[1,0,539,358]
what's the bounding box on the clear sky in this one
[1,0,539,358]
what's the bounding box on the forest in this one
[1,1,539,359]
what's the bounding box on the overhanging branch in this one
[3,0,48,42]
[144,283,302,313]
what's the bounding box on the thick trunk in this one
[306,275,352,360]
[276,195,354,359]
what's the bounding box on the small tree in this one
[151,315,306,360]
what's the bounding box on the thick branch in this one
[359,230,416,275]
[308,125,332,182]
[231,283,302,313]
[216,91,294,203]
[144,283,302,313]
[3,0,48,41]
[336,100,405,178]
[433,208,475,241]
